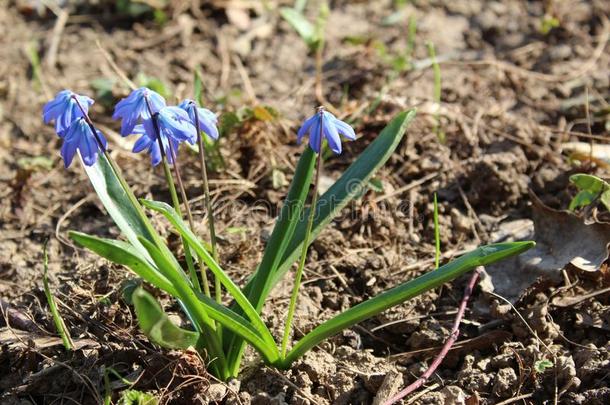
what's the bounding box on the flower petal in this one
[297,114,318,145]
[332,117,356,140]
[323,115,342,154]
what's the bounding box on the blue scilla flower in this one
[132,106,197,166]
[178,99,219,140]
[112,87,166,136]
[297,108,356,154]
[43,90,94,136]
[60,117,107,168]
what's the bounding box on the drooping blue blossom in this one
[112,87,166,136]
[297,108,356,154]
[60,117,107,168]
[43,90,94,136]
[178,99,219,140]
[132,106,197,166]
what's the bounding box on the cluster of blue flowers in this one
[43,87,219,167]
[43,88,355,168]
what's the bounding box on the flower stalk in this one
[145,99,200,291]
[280,108,325,358]
[192,103,221,303]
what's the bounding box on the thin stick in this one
[383,266,483,405]
[280,109,324,358]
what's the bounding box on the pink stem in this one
[383,266,483,405]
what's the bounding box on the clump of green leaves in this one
[118,390,158,405]
[569,173,610,212]
[534,358,554,373]
[539,15,560,35]
[68,109,534,381]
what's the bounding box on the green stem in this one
[160,157,199,291]
[433,192,440,269]
[280,145,323,358]
[168,140,208,296]
[191,103,220,302]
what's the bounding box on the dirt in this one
[1,0,609,404]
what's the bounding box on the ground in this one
[1,0,609,404]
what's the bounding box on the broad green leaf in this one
[83,154,156,261]
[569,190,597,211]
[280,8,318,48]
[280,241,535,366]
[132,287,200,350]
[69,231,177,296]
[569,174,610,211]
[140,200,279,354]
[570,173,607,194]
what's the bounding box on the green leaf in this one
[569,190,598,211]
[140,199,279,355]
[570,173,607,194]
[119,390,158,405]
[534,359,554,373]
[69,231,178,296]
[83,154,157,261]
[132,287,200,350]
[280,8,319,49]
[569,174,610,211]
[280,241,535,366]
[601,190,610,211]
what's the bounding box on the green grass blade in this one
[132,286,200,350]
[281,241,535,366]
[141,199,279,354]
[42,242,73,351]
[280,7,317,49]
[69,231,178,296]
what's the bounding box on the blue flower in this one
[112,87,166,136]
[43,90,94,136]
[132,106,197,166]
[297,108,356,154]
[60,117,107,168]
[178,99,219,140]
